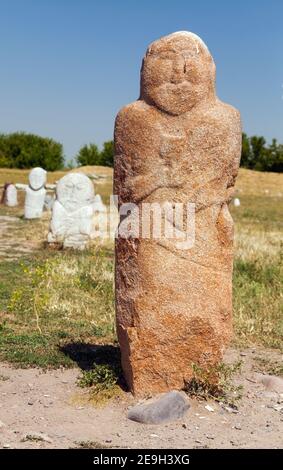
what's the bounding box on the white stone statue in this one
[44,194,55,211]
[48,172,99,249]
[2,183,18,207]
[233,197,241,207]
[93,194,106,214]
[24,167,47,219]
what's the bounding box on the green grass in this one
[184,361,243,407]
[233,256,282,350]
[253,356,283,376]
[0,169,282,371]
[0,247,116,368]
[230,195,283,231]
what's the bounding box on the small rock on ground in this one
[259,375,283,394]
[128,391,190,425]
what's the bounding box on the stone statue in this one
[114,31,242,396]
[24,167,47,219]
[1,183,18,207]
[48,172,98,249]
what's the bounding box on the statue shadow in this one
[59,342,127,391]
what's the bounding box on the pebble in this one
[206,435,215,440]
[259,375,283,394]
[235,424,242,430]
[224,406,239,414]
[128,391,190,425]
[205,405,215,412]
[3,444,10,449]
[28,401,34,406]
[272,404,283,412]
[23,432,53,443]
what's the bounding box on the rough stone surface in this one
[2,183,18,207]
[44,194,55,211]
[47,173,96,250]
[259,375,283,394]
[24,167,47,219]
[128,391,190,424]
[93,194,106,214]
[114,31,242,396]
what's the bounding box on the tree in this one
[100,140,114,167]
[76,143,101,166]
[239,134,283,172]
[263,139,283,173]
[0,132,64,170]
[241,133,252,168]
[250,136,266,171]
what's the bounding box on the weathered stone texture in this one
[114,31,242,396]
[48,173,96,250]
[24,167,47,219]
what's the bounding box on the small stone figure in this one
[24,167,47,219]
[1,183,18,207]
[44,194,55,211]
[48,172,98,249]
[233,197,241,207]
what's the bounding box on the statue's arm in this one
[114,103,165,205]
[195,106,242,211]
[49,202,68,236]
[225,108,242,201]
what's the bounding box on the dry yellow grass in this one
[235,168,283,197]
[0,165,113,185]
[0,168,67,185]
[1,166,281,198]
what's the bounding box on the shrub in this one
[76,143,101,166]
[0,132,64,170]
[100,140,114,167]
[240,134,283,173]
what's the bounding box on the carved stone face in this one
[56,173,94,212]
[141,31,216,115]
[29,167,47,190]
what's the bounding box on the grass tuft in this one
[184,361,243,407]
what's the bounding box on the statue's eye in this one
[185,63,201,83]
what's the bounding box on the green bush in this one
[100,140,114,167]
[76,143,101,166]
[76,141,114,168]
[0,132,64,171]
[240,134,283,172]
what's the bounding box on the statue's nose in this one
[171,57,186,84]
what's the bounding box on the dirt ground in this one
[0,348,282,449]
[0,215,39,261]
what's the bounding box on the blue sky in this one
[0,0,282,162]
